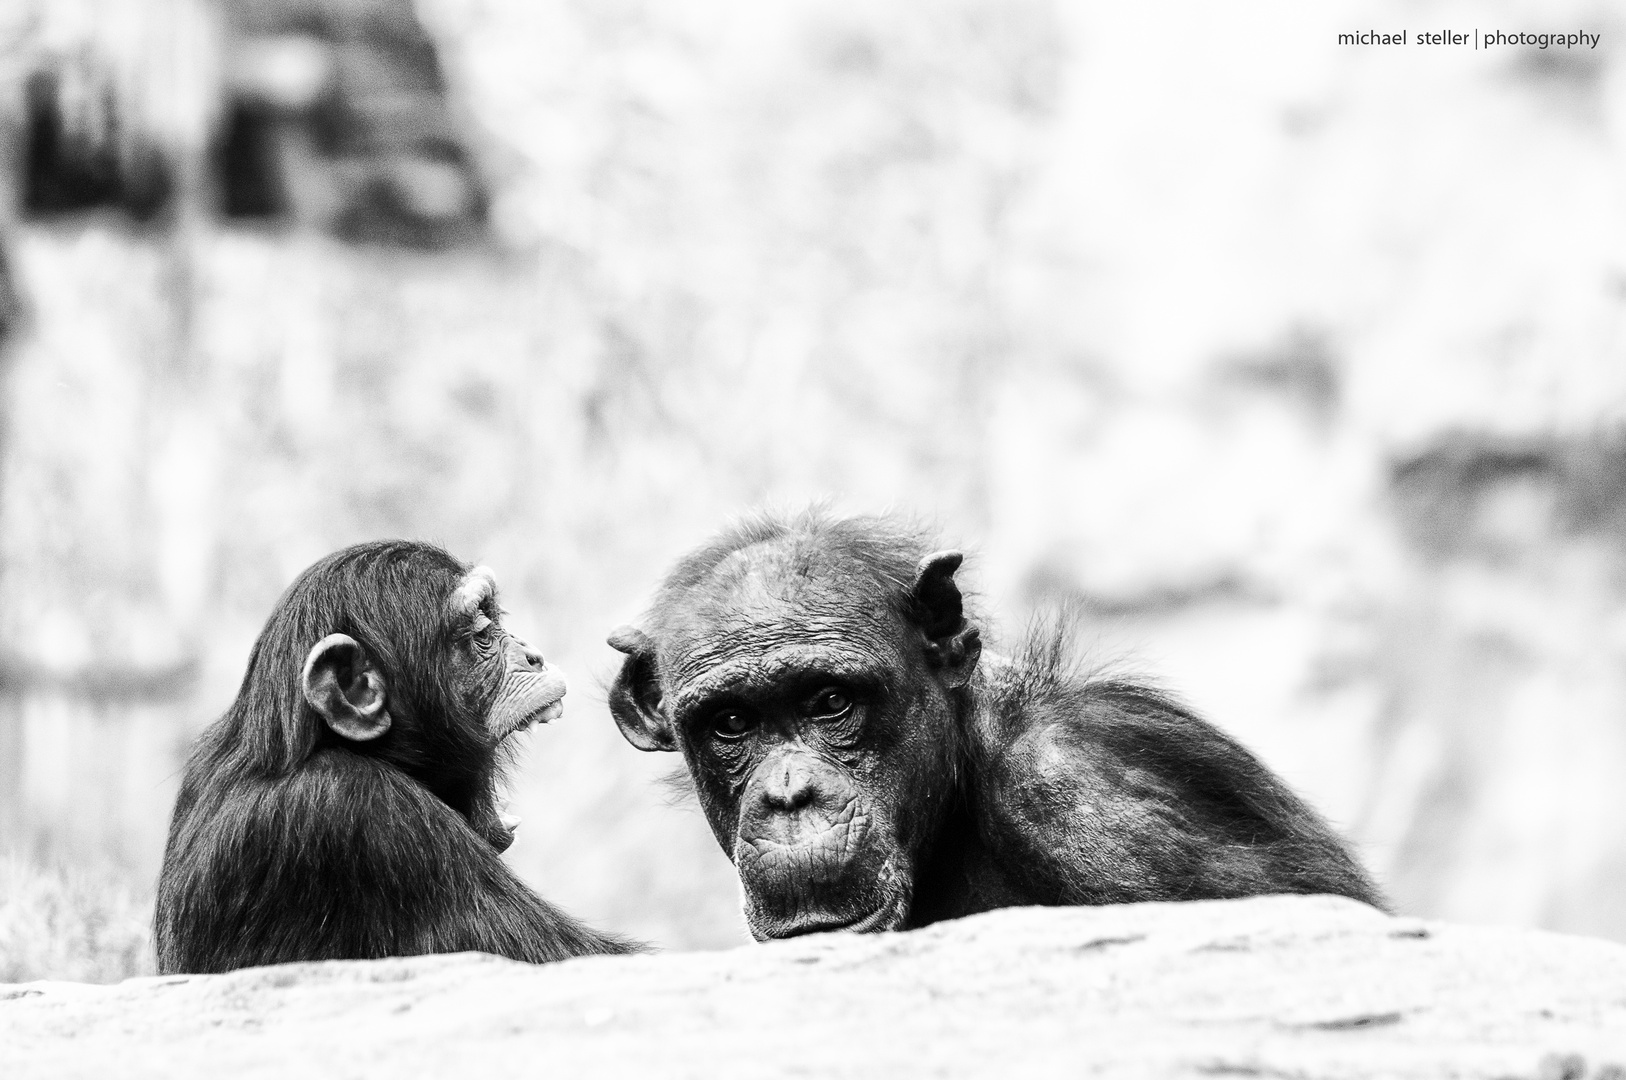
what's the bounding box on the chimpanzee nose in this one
[510,640,546,671]
[762,755,816,811]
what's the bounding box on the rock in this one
[2,895,1625,1079]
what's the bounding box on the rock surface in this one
[3,896,1625,1079]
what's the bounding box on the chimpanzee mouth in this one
[776,904,903,938]
[504,699,565,739]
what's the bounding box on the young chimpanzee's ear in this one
[302,633,392,742]
[910,551,982,688]
[607,625,677,752]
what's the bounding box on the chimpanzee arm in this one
[968,679,1386,909]
[161,751,636,972]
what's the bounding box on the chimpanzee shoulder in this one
[170,749,624,972]
[969,622,1386,909]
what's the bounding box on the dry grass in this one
[0,852,155,984]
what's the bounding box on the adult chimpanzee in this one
[155,540,637,974]
[608,511,1384,940]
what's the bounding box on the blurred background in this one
[0,0,1622,980]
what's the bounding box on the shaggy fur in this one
[155,540,636,974]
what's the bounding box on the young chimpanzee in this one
[609,510,1385,940]
[155,540,637,973]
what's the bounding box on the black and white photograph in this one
[1,0,1624,1076]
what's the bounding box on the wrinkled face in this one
[651,550,958,940]
[451,566,568,743]
[449,567,568,854]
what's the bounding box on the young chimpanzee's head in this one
[608,511,981,939]
[226,540,566,852]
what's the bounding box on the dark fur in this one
[611,510,1384,939]
[969,619,1381,905]
[155,540,634,974]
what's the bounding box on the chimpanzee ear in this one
[910,551,982,688]
[302,633,392,742]
[607,625,676,752]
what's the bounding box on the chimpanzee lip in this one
[775,904,900,938]
[503,698,565,739]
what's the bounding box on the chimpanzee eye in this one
[466,611,500,653]
[711,709,756,740]
[808,688,852,718]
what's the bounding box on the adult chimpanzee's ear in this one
[302,633,392,742]
[910,551,983,688]
[607,625,676,752]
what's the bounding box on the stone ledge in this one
[3,895,1625,1079]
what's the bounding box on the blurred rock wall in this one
[0,0,1622,951]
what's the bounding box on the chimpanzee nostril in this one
[510,641,546,671]
[763,756,815,811]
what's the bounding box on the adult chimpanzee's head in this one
[608,512,981,939]
[228,540,566,852]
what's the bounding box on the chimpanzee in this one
[609,511,1385,940]
[155,540,637,973]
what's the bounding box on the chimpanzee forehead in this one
[655,541,909,686]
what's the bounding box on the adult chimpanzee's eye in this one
[808,688,852,718]
[711,709,755,739]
